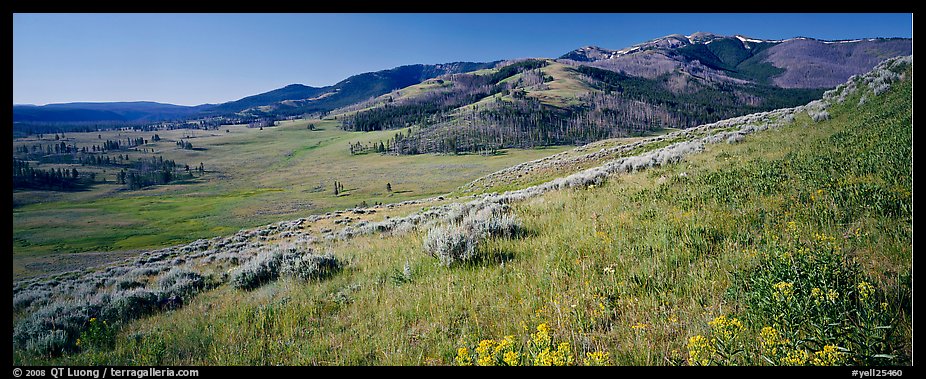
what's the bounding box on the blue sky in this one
[13,13,912,106]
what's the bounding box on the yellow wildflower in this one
[534,348,554,366]
[857,281,873,301]
[826,289,840,302]
[475,339,497,366]
[631,322,649,330]
[773,282,795,302]
[811,287,823,305]
[881,302,889,311]
[493,335,515,356]
[811,345,844,366]
[758,326,789,357]
[708,315,743,341]
[551,342,574,366]
[781,348,810,366]
[811,189,823,201]
[687,334,713,366]
[503,350,520,366]
[455,347,472,366]
[584,351,611,366]
[532,323,551,348]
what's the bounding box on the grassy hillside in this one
[13,57,910,366]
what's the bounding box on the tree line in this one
[13,158,94,191]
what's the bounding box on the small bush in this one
[478,212,524,238]
[158,268,205,300]
[13,301,98,356]
[113,278,145,291]
[230,250,285,291]
[281,253,342,281]
[28,329,69,356]
[809,109,830,122]
[13,288,52,311]
[423,223,479,267]
[102,289,162,322]
[424,204,526,266]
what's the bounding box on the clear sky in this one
[13,13,913,106]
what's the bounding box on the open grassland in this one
[526,61,593,108]
[14,59,910,366]
[13,118,570,278]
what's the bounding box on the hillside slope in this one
[13,56,911,366]
[334,58,824,154]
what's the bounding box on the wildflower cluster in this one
[78,317,116,351]
[758,326,788,357]
[856,281,873,301]
[455,335,522,366]
[707,315,743,342]
[687,334,714,366]
[725,229,906,365]
[811,345,845,366]
[772,282,794,302]
[528,323,575,366]
[686,314,746,365]
[583,351,611,366]
[455,322,595,366]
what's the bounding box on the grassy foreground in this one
[15,66,911,366]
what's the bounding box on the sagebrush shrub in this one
[13,288,52,311]
[14,301,97,356]
[231,247,343,289]
[281,253,342,281]
[424,205,524,266]
[424,223,479,266]
[158,268,205,300]
[102,289,162,322]
[230,250,286,290]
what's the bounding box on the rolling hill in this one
[330,57,826,154]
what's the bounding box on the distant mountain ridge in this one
[12,101,212,123]
[208,61,498,116]
[13,62,496,125]
[558,32,912,88]
[13,32,911,127]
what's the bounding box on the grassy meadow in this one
[13,118,571,278]
[14,62,911,366]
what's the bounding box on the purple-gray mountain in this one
[559,32,912,88]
